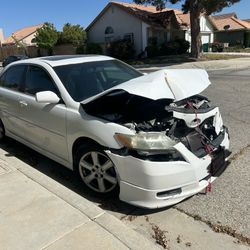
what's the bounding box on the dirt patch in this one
[229,144,250,163]
[120,214,138,222]
[152,225,170,249]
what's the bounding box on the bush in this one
[109,39,135,60]
[85,43,103,54]
[160,41,180,55]
[146,45,160,57]
[176,39,190,54]
[244,31,250,48]
[146,39,190,57]
[211,42,224,52]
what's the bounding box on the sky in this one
[1,0,250,38]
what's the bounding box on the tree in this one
[35,22,58,55]
[134,0,241,58]
[59,23,87,46]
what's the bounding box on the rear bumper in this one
[106,131,230,209]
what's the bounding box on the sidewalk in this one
[0,147,159,250]
[134,57,250,72]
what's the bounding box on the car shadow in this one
[1,137,171,217]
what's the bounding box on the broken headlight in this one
[114,132,176,151]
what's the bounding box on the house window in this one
[105,26,114,35]
[123,33,134,44]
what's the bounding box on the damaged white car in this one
[0,55,230,209]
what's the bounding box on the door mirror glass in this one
[35,91,60,104]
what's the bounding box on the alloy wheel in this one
[79,151,118,193]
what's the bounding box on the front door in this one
[19,65,68,161]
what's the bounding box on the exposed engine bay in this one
[83,90,226,158]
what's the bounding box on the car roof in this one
[12,55,114,67]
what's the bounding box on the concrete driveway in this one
[0,65,249,249]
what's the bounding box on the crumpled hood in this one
[81,69,211,104]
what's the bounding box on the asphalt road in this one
[0,67,249,247]
[175,68,250,236]
[136,68,250,237]
[108,68,250,246]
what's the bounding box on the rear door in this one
[0,65,26,137]
[18,65,68,161]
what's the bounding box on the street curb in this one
[0,148,159,250]
[133,58,250,72]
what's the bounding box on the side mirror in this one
[35,91,60,104]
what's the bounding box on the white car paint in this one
[82,69,211,104]
[0,55,230,209]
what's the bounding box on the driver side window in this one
[25,66,59,95]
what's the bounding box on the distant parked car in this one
[2,55,28,67]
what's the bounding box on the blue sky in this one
[1,0,249,37]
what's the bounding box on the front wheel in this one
[76,145,119,195]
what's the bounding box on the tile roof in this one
[4,24,43,44]
[87,1,249,33]
[111,1,187,29]
[111,1,182,14]
[176,13,190,27]
[210,14,250,31]
[212,12,237,20]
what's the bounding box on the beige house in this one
[86,2,188,55]
[2,24,43,47]
[210,13,250,46]
[87,1,250,55]
[0,29,4,46]
[86,2,214,55]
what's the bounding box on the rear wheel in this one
[76,145,119,195]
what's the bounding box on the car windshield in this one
[54,60,142,102]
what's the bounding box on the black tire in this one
[75,144,119,196]
[0,120,5,141]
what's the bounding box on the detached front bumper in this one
[106,131,230,209]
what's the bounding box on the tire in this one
[75,144,119,196]
[0,120,5,141]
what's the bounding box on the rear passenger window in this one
[0,65,26,91]
[25,66,58,95]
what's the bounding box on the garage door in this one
[201,34,210,44]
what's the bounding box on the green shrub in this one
[161,41,180,55]
[145,39,190,58]
[244,31,250,48]
[211,42,224,52]
[176,39,190,54]
[158,39,190,56]
[146,45,160,57]
[85,43,103,54]
[109,39,135,60]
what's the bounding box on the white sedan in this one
[0,55,230,208]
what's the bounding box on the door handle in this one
[19,100,28,107]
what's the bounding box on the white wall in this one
[185,15,214,46]
[87,5,143,55]
[142,22,150,51]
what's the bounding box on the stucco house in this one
[210,13,250,46]
[87,1,250,55]
[2,24,43,47]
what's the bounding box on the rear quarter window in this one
[0,65,26,91]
